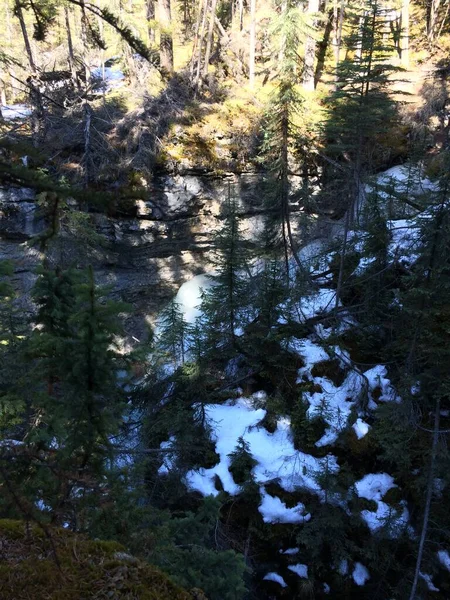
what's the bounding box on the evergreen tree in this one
[156,298,188,365]
[260,0,307,277]
[200,195,250,354]
[0,264,130,527]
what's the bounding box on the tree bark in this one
[147,0,155,43]
[428,0,441,40]
[238,0,244,31]
[158,0,174,73]
[203,0,218,78]
[14,1,37,73]
[80,0,90,84]
[332,0,345,81]
[249,0,256,86]
[65,7,78,87]
[303,0,319,90]
[194,0,209,84]
[401,0,409,66]
[190,0,205,78]
[408,398,441,600]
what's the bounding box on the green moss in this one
[0,519,196,600]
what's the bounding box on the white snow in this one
[353,418,370,440]
[91,66,125,91]
[183,397,339,498]
[420,572,440,592]
[280,548,300,555]
[174,273,214,323]
[306,371,364,447]
[293,338,329,370]
[0,438,24,447]
[366,165,438,204]
[355,473,408,535]
[1,104,32,120]
[158,437,177,474]
[360,500,409,535]
[364,365,399,403]
[259,488,311,524]
[263,572,287,587]
[352,562,370,586]
[388,219,421,265]
[355,473,396,501]
[288,564,308,578]
[280,289,338,324]
[338,559,348,575]
[438,550,450,571]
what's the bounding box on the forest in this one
[0,0,450,598]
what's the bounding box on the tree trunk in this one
[238,0,244,31]
[428,0,441,40]
[65,7,79,87]
[203,0,218,78]
[14,1,37,73]
[80,0,90,84]
[401,0,409,66]
[249,0,256,86]
[147,0,155,43]
[83,100,92,188]
[315,7,333,87]
[303,0,319,90]
[408,398,441,600]
[158,0,174,73]
[190,0,205,78]
[332,0,345,80]
[194,0,209,84]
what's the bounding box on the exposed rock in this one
[0,170,323,341]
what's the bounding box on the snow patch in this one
[259,488,311,524]
[288,564,308,578]
[355,473,396,501]
[420,572,440,592]
[1,104,32,120]
[364,365,399,403]
[352,562,370,586]
[263,572,287,587]
[352,418,370,440]
[183,398,339,497]
[438,550,450,571]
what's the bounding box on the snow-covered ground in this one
[179,396,339,502]
[1,104,32,121]
[91,66,125,92]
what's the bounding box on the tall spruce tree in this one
[200,194,249,354]
[260,0,307,277]
[324,0,400,309]
[156,298,188,365]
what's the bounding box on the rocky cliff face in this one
[0,170,286,340]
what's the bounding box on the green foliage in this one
[200,195,250,354]
[228,436,257,485]
[0,519,195,600]
[0,264,130,526]
[156,299,188,365]
[151,497,247,600]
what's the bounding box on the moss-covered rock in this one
[0,519,201,600]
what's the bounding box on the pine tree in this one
[200,194,250,354]
[259,0,307,277]
[324,0,400,310]
[0,264,130,527]
[156,298,188,365]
